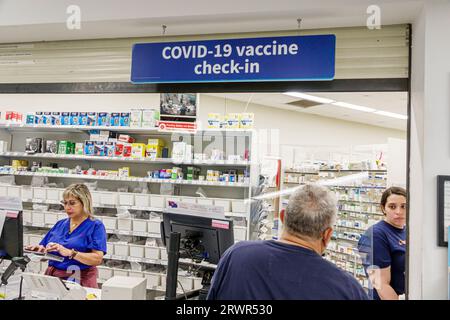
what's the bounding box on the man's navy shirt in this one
[207,240,369,300]
[358,220,406,300]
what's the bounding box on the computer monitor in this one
[161,211,234,265]
[0,210,23,260]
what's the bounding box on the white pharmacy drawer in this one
[179,277,194,291]
[231,200,248,213]
[113,269,129,277]
[147,220,161,234]
[100,192,117,206]
[40,261,48,273]
[98,266,114,281]
[144,246,160,260]
[181,197,197,204]
[46,188,61,201]
[166,196,181,207]
[28,234,43,246]
[26,261,41,274]
[128,271,145,278]
[44,212,58,225]
[114,243,129,256]
[91,191,101,205]
[214,199,231,212]
[160,274,167,290]
[150,195,165,208]
[197,198,213,206]
[160,248,168,261]
[193,277,203,290]
[234,227,247,241]
[180,197,197,204]
[134,194,150,207]
[117,218,132,231]
[32,187,47,200]
[0,185,7,197]
[118,193,135,206]
[32,212,45,225]
[129,244,145,258]
[23,211,32,224]
[7,186,21,198]
[106,242,115,256]
[21,186,33,200]
[132,219,147,233]
[144,272,161,288]
[102,216,117,230]
[22,234,30,246]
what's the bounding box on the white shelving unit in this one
[0,124,259,289]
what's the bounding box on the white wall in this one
[410,0,450,300]
[199,95,405,166]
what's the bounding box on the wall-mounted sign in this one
[131,35,335,83]
[437,175,450,246]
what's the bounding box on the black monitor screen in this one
[162,212,234,265]
[0,211,23,260]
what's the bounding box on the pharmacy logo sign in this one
[131,35,335,83]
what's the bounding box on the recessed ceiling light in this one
[283,92,335,104]
[332,101,376,113]
[374,111,408,120]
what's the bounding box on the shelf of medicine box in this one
[21,198,249,219]
[0,124,255,136]
[326,248,361,259]
[338,199,380,205]
[335,225,367,232]
[326,257,364,268]
[325,251,364,262]
[0,171,250,188]
[282,183,386,190]
[0,152,251,167]
[338,209,384,217]
[332,236,360,244]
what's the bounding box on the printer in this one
[101,276,147,300]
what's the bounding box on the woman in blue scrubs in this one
[25,184,107,288]
[358,186,406,300]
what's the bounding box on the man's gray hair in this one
[285,184,337,239]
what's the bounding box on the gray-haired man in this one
[207,184,369,300]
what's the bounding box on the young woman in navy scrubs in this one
[358,186,406,300]
[25,184,107,288]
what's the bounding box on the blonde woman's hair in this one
[63,183,94,219]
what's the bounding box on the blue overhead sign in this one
[131,35,335,84]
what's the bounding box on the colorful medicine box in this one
[84,141,95,156]
[120,112,130,127]
[110,113,120,127]
[131,143,146,159]
[61,112,70,125]
[79,112,88,126]
[87,112,97,126]
[51,112,61,126]
[70,112,80,126]
[97,112,110,126]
